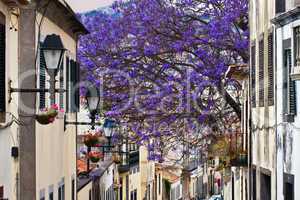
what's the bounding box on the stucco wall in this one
[249,0,277,199]
[35,12,77,200]
[275,18,300,200]
[0,1,20,200]
[77,181,92,200]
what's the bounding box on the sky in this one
[65,0,115,12]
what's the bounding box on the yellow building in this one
[118,145,155,200]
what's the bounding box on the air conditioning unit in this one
[290,65,300,81]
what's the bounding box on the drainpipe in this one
[273,24,278,200]
[248,56,253,200]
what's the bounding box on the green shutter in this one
[39,46,46,109]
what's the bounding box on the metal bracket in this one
[8,80,66,103]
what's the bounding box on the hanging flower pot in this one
[83,131,100,147]
[36,104,59,125]
[89,151,103,163]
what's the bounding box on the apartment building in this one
[271,1,300,199]
[249,0,276,199]
[0,0,88,199]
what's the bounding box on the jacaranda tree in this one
[78,0,248,162]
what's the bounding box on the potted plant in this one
[36,104,59,125]
[88,151,103,163]
[83,131,100,147]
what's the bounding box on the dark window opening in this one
[260,173,271,200]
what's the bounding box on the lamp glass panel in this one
[87,96,99,111]
[43,49,62,70]
[104,127,113,137]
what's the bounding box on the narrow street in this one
[0,0,297,200]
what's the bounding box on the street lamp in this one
[8,34,67,104]
[103,118,116,148]
[41,34,66,104]
[86,85,100,130]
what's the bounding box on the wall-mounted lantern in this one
[9,34,66,103]
[64,84,101,130]
[86,85,100,130]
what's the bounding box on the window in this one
[126,175,129,200]
[119,178,123,200]
[284,49,297,115]
[284,173,294,200]
[89,189,92,200]
[275,0,285,14]
[49,185,54,200]
[72,179,75,200]
[39,189,45,200]
[268,33,274,106]
[134,189,137,200]
[0,14,5,123]
[58,180,65,200]
[0,186,3,199]
[130,191,133,200]
[147,185,151,200]
[259,38,264,107]
[49,192,53,200]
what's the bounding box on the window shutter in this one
[66,57,70,112]
[39,47,46,109]
[75,61,80,111]
[0,186,3,198]
[283,50,289,114]
[70,60,75,112]
[0,24,5,122]
[70,59,80,112]
[251,43,256,108]
[268,33,274,106]
[59,58,64,109]
[276,0,285,14]
[259,38,264,107]
[288,51,297,114]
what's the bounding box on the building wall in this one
[77,182,92,200]
[99,163,115,199]
[275,15,300,200]
[0,1,20,200]
[170,180,182,200]
[250,0,277,199]
[35,13,77,200]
